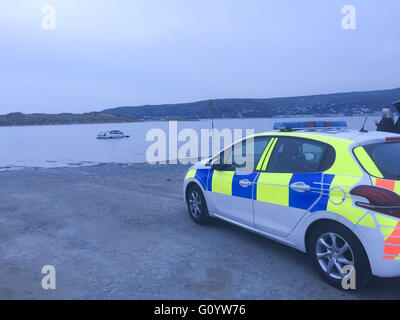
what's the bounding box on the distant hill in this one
[103,87,400,120]
[2,87,399,126]
[0,112,138,127]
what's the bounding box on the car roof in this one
[256,129,400,146]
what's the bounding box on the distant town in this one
[1,87,399,126]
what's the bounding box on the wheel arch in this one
[304,219,336,253]
[298,210,381,277]
[303,217,373,287]
[304,218,365,254]
[185,180,205,202]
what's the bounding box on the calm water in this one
[0,117,380,170]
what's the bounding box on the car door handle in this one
[290,182,311,193]
[239,179,252,188]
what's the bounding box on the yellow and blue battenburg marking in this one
[209,170,259,198]
[190,169,212,191]
[185,131,364,220]
[232,172,259,199]
[189,168,371,226]
[290,173,335,212]
[188,168,339,213]
[256,172,335,213]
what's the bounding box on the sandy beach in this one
[1,163,399,299]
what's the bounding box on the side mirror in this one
[211,163,236,171]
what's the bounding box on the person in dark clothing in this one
[376,108,395,133]
[394,101,400,134]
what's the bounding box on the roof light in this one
[273,121,347,131]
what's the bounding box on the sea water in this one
[0,116,380,170]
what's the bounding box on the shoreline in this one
[0,159,199,173]
[0,114,381,128]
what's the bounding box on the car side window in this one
[220,136,271,172]
[266,137,335,173]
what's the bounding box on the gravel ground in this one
[0,163,399,300]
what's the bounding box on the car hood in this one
[189,159,210,171]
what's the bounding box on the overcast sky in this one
[0,0,399,114]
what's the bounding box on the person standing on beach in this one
[376,108,395,133]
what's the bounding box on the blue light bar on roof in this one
[273,121,347,131]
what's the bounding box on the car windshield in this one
[364,142,400,180]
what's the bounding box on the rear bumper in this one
[374,258,400,278]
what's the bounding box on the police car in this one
[184,121,400,288]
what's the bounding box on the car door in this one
[253,136,335,236]
[207,136,272,226]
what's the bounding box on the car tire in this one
[308,221,372,289]
[186,184,211,225]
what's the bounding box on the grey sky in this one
[0,0,399,114]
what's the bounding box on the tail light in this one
[350,185,400,218]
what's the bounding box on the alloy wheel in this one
[316,232,355,280]
[189,191,202,218]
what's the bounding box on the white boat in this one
[97,130,130,139]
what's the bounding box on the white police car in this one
[184,121,400,288]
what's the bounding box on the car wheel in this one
[186,184,211,225]
[308,221,372,289]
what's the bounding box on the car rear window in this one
[363,142,400,180]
